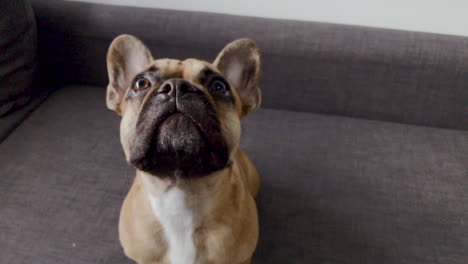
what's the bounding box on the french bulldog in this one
[106,35,261,264]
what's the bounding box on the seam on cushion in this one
[24,0,37,28]
[0,57,36,82]
[0,90,52,144]
[257,106,468,132]
[0,24,30,49]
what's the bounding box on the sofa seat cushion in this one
[0,85,466,263]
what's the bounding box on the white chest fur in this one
[147,187,196,264]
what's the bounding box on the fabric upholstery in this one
[0,89,49,142]
[0,0,37,116]
[0,85,466,263]
[31,0,468,129]
[0,86,130,264]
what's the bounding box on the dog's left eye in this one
[133,78,151,91]
[209,79,228,93]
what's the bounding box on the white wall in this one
[69,0,468,36]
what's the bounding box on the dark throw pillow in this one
[0,0,37,116]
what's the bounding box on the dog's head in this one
[106,35,261,178]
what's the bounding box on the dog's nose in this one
[157,78,197,97]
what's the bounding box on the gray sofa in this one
[0,0,466,263]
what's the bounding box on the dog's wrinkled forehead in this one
[140,58,216,83]
[147,59,210,80]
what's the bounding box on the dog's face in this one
[106,35,261,178]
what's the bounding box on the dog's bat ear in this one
[214,39,261,117]
[106,34,153,114]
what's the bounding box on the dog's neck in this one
[137,163,237,221]
[138,167,231,196]
[136,167,234,264]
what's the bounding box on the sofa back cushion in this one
[0,0,37,116]
[31,0,468,130]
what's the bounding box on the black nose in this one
[157,78,197,98]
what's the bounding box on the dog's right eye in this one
[133,78,151,92]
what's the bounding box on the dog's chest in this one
[147,187,196,264]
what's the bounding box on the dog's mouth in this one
[159,112,196,132]
[128,97,230,178]
[156,112,204,152]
